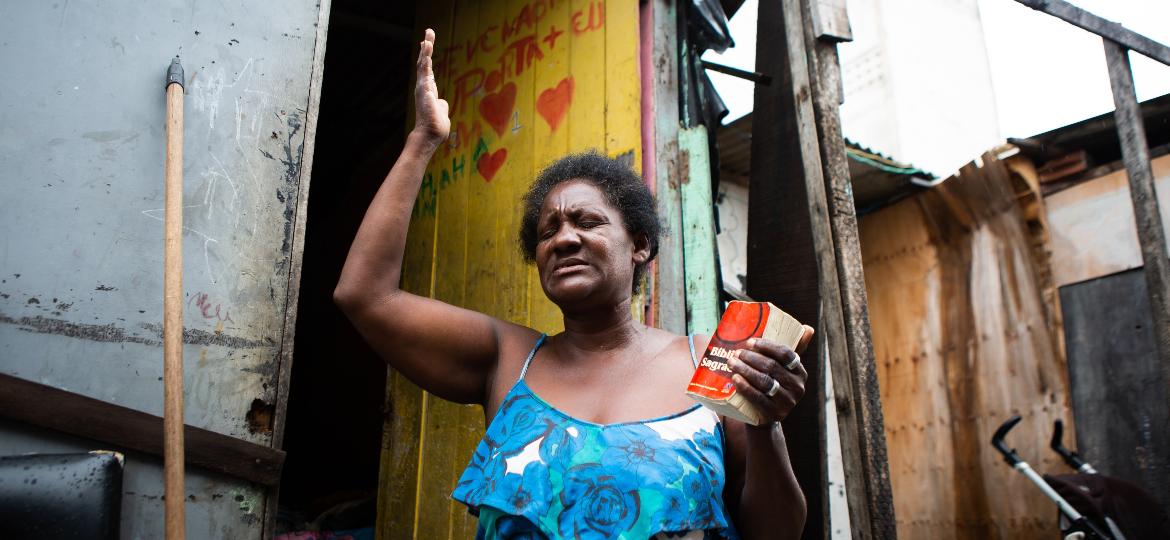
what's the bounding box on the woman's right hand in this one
[414,29,450,149]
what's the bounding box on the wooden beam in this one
[748,0,833,536]
[804,4,893,540]
[811,0,852,43]
[679,125,722,335]
[801,1,895,537]
[271,0,330,465]
[0,373,286,486]
[651,0,687,333]
[1104,39,1170,420]
[1014,0,1170,67]
[265,0,331,533]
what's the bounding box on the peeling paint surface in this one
[0,1,323,538]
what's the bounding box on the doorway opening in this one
[278,0,417,534]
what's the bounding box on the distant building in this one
[839,0,1001,176]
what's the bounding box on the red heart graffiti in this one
[477,148,507,182]
[536,77,574,132]
[479,82,516,137]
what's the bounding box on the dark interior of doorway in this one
[277,0,417,533]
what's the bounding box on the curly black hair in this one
[519,151,661,294]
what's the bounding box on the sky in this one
[702,0,1170,143]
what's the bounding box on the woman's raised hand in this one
[726,326,815,425]
[414,29,450,148]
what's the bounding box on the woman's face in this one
[534,179,649,308]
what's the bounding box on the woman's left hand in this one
[727,325,815,424]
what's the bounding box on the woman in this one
[334,29,812,539]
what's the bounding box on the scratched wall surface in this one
[377,0,642,537]
[0,1,324,537]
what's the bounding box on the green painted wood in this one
[678,126,721,335]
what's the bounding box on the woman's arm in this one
[724,420,806,539]
[722,330,815,539]
[334,30,531,405]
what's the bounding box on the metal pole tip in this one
[166,56,185,89]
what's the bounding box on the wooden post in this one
[163,56,186,540]
[1103,40,1170,417]
[265,0,332,534]
[749,0,844,536]
[801,1,896,538]
[679,125,722,335]
[650,0,687,334]
[1014,0,1170,66]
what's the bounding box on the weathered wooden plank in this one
[414,0,486,535]
[1104,39,1170,421]
[1059,268,1170,514]
[272,0,331,456]
[565,0,609,327]
[810,0,852,43]
[265,0,333,533]
[860,153,1072,538]
[1014,0,1170,67]
[435,2,478,537]
[492,0,534,329]
[748,0,829,537]
[377,371,426,540]
[800,0,894,537]
[638,0,656,325]
[605,0,643,168]
[605,0,648,323]
[0,373,285,487]
[678,125,721,335]
[568,0,607,154]
[651,0,687,334]
[528,0,573,335]
[375,3,452,538]
[462,0,503,324]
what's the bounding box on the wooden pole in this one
[650,0,687,334]
[1103,41,1170,419]
[164,56,186,540]
[801,1,895,537]
[1014,0,1170,67]
[749,0,840,535]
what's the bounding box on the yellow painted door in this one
[377,1,642,537]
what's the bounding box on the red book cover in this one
[687,301,770,401]
[686,301,804,425]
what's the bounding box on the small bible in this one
[686,301,805,425]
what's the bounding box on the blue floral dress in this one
[452,334,740,539]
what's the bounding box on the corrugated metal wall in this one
[376,0,642,536]
[0,1,327,537]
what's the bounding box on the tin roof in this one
[716,113,935,214]
[1008,92,1170,165]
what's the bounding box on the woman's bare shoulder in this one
[644,327,711,353]
[495,322,546,368]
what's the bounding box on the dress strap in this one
[517,333,548,381]
[688,333,700,368]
